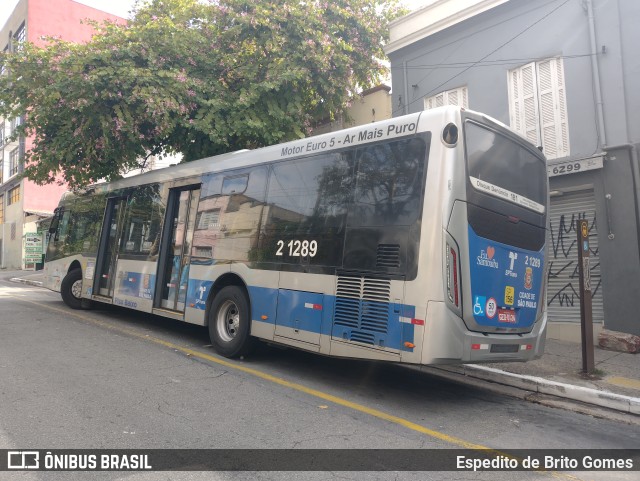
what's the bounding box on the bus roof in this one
[84,106,513,194]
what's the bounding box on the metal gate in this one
[547,189,604,323]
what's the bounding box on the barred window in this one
[8,185,19,205]
[10,116,22,134]
[0,195,4,224]
[9,147,19,176]
[13,23,26,51]
[1,45,7,75]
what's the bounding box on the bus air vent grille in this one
[376,244,400,268]
[335,275,362,299]
[361,300,388,333]
[334,273,390,339]
[350,330,375,345]
[334,296,360,329]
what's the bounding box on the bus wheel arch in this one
[206,274,255,358]
[60,264,92,310]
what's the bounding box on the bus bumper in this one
[421,301,547,365]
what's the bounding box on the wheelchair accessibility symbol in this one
[473,296,486,316]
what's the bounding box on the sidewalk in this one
[429,339,640,416]
[5,269,640,417]
[8,270,44,287]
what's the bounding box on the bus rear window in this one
[465,121,546,209]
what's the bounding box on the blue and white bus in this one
[44,106,549,364]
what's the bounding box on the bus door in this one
[156,186,200,312]
[95,197,128,298]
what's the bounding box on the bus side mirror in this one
[49,207,63,234]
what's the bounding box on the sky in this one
[1,0,435,29]
[1,0,139,28]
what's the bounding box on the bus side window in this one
[118,184,165,258]
[260,152,354,266]
[352,138,427,226]
[49,207,63,236]
[192,168,267,263]
[56,209,72,243]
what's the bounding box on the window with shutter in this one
[424,86,469,110]
[508,58,569,159]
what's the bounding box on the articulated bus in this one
[44,106,549,364]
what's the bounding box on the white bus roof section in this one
[96,110,435,193]
[384,0,510,55]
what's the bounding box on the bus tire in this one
[208,286,255,358]
[61,268,92,310]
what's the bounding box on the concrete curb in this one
[433,364,640,415]
[10,277,43,288]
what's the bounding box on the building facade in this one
[386,0,640,338]
[0,0,123,269]
[312,85,393,135]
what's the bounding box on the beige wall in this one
[313,85,392,136]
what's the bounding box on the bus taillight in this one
[446,242,460,307]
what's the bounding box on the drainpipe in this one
[586,0,606,148]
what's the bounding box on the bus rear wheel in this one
[208,286,255,358]
[60,268,92,310]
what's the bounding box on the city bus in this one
[44,106,549,365]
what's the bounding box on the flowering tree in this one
[0,0,403,188]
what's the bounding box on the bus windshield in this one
[465,120,547,213]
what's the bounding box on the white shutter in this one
[509,59,569,158]
[537,59,569,159]
[508,62,541,146]
[424,86,468,110]
[446,86,468,108]
[538,59,557,158]
[552,58,569,158]
[448,89,459,106]
[509,69,522,132]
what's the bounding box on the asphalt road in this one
[0,274,638,480]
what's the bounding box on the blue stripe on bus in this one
[185,280,415,352]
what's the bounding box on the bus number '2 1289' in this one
[45,106,549,365]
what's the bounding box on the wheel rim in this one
[71,279,83,299]
[216,299,240,342]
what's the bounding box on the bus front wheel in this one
[60,269,92,310]
[208,286,255,358]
